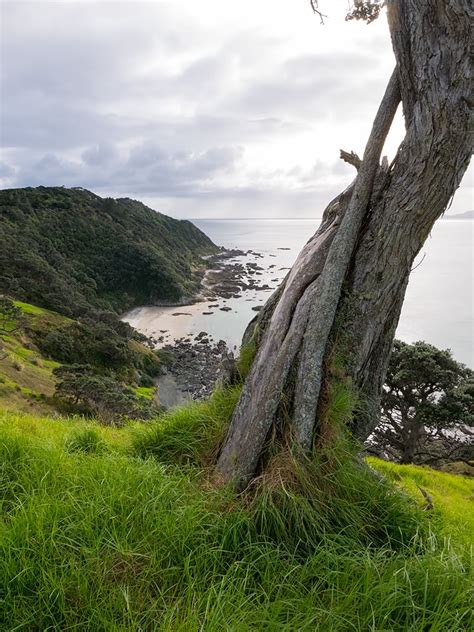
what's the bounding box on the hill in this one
[0,401,472,629]
[0,186,218,317]
[0,299,162,418]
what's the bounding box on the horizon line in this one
[188,217,323,221]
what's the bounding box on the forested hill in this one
[0,186,218,317]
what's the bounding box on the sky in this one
[0,0,472,219]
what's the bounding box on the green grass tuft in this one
[65,427,108,454]
[131,386,241,466]
[237,339,257,378]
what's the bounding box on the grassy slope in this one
[0,398,472,631]
[0,301,158,415]
[0,302,65,415]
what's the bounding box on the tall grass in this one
[131,386,241,466]
[0,404,472,630]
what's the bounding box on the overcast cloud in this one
[1,0,471,218]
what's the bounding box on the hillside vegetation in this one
[0,397,472,630]
[0,300,161,417]
[0,186,218,317]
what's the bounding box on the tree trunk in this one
[216,0,472,489]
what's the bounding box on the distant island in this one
[445,210,474,220]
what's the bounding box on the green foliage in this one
[0,296,23,336]
[34,318,136,370]
[372,340,474,464]
[324,377,358,429]
[0,186,218,317]
[0,296,24,361]
[56,312,159,379]
[237,339,257,379]
[0,408,472,630]
[345,1,383,23]
[0,299,161,417]
[54,365,157,423]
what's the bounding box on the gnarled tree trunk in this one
[216,0,472,489]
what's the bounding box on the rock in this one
[252,305,263,312]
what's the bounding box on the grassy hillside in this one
[0,302,66,415]
[0,186,218,317]
[1,396,472,630]
[0,300,160,417]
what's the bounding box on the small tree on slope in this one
[215,1,472,488]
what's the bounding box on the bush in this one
[54,365,158,423]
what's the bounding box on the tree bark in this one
[215,0,472,488]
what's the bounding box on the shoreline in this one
[122,247,284,407]
[122,246,278,348]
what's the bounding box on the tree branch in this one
[291,68,401,449]
[309,0,326,24]
[418,486,434,510]
[340,149,362,170]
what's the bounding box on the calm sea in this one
[193,218,473,367]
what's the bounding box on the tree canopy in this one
[368,341,474,465]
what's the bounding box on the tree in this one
[216,1,472,488]
[0,296,23,360]
[54,365,157,423]
[367,341,474,465]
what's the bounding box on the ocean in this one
[125,218,473,367]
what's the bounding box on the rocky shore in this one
[156,333,237,407]
[201,248,274,300]
[151,248,280,407]
[127,246,290,408]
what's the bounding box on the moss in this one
[237,339,257,379]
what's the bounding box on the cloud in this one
[3,141,245,197]
[0,0,470,216]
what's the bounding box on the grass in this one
[0,398,473,630]
[369,457,474,547]
[237,339,257,379]
[132,386,242,466]
[133,386,157,401]
[0,302,66,415]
